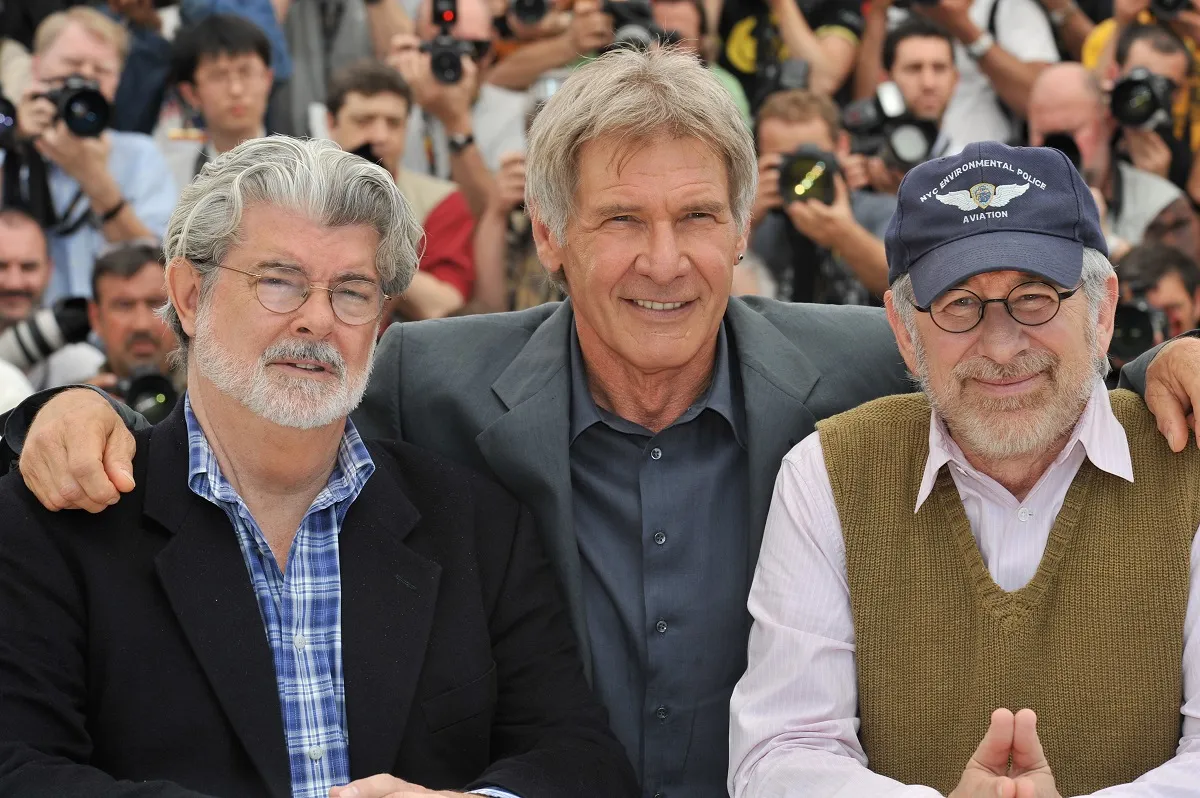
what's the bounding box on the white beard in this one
[912,329,1100,461]
[192,304,375,430]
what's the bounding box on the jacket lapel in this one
[145,408,292,798]
[473,302,589,677]
[726,299,824,580]
[338,449,439,779]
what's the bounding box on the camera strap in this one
[51,188,93,238]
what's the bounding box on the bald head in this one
[1030,63,1104,111]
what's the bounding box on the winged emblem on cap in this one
[935,182,1031,211]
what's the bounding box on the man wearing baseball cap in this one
[729,140,1200,797]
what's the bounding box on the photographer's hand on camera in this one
[390,34,478,133]
[784,173,855,247]
[1124,128,1173,180]
[35,122,113,193]
[490,151,527,213]
[751,153,784,230]
[865,155,905,195]
[569,0,615,53]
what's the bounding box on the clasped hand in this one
[949,708,1060,798]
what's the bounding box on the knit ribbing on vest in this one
[816,390,1199,795]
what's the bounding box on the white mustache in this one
[953,350,1059,383]
[261,339,346,379]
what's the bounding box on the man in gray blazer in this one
[5,49,1200,798]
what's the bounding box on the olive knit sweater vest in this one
[816,390,1200,795]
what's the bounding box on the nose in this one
[290,289,339,339]
[635,221,690,285]
[972,303,1031,364]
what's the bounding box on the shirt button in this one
[653,530,667,545]
[1018,507,1032,522]
[293,633,307,652]
[307,745,324,761]
[655,705,669,721]
[655,619,668,634]
[650,447,662,460]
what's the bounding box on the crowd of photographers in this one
[2,0,1200,414]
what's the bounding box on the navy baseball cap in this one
[884,141,1107,308]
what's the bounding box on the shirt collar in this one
[567,315,745,446]
[184,392,375,511]
[914,379,1134,513]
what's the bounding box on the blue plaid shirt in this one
[184,397,519,798]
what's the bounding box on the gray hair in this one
[891,246,1116,375]
[525,46,757,247]
[160,136,422,363]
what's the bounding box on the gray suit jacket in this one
[353,297,913,673]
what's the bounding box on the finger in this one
[1010,708,1049,773]
[969,708,1016,775]
[333,774,414,798]
[1012,777,1037,798]
[1146,381,1189,453]
[66,422,123,510]
[102,423,137,494]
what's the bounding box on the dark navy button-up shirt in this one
[569,322,750,798]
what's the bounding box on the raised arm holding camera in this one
[1,7,175,303]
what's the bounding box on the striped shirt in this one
[185,395,372,798]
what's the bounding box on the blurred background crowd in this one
[1,0,1199,416]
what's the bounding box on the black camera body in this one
[116,366,178,425]
[844,82,939,170]
[892,0,940,7]
[1150,0,1192,20]
[423,0,473,84]
[1111,292,1168,364]
[0,74,109,146]
[778,144,840,206]
[510,0,549,24]
[1111,67,1175,131]
[601,0,663,50]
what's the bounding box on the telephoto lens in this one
[1150,0,1191,19]
[1110,68,1175,131]
[0,297,91,371]
[510,0,549,25]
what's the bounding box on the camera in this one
[1111,68,1175,131]
[42,75,110,138]
[892,0,941,7]
[1150,0,1192,20]
[1041,132,1083,175]
[778,145,840,206]
[843,82,939,170]
[421,0,476,83]
[116,366,178,425]
[510,0,549,24]
[0,297,91,371]
[1111,292,1167,364]
[753,59,811,114]
[601,0,664,51]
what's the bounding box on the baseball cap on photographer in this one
[884,141,1107,308]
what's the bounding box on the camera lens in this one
[431,48,463,83]
[1042,133,1082,173]
[888,123,933,167]
[510,0,548,24]
[779,155,835,205]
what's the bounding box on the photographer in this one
[716,0,864,102]
[1119,240,1200,339]
[1105,22,1195,198]
[1,7,175,303]
[84,241,180,401]
[654,0,752,123]
[850,16,957,194]
[388,0,525,218]
[1082,0,1200,182]
[171,14,274,183]
[481,0,615,91]
[750,89,894,304]
[326,60,476,320]
[0,207,103,390]
[1029,61,1199,261]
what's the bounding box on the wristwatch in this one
[965,32,995,60]
[448,132,475,155]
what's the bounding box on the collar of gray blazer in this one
[487,297,824,412]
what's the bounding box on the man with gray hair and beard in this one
[730,141,1200,797]
[0,136,637,798]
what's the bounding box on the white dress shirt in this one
[729,381,1200,797]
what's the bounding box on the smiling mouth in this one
[630,299,689,311]
[275,361,331,374]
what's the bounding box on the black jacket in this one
[0,403,637,798]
